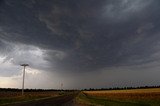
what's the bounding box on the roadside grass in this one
[76,88,160,106]
[0,96,44,105]
[0,95,59,105]
[0,91,71,105]
[76,92,147,106]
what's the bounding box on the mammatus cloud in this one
[0,0,160,88]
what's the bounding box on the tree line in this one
[0,85,160,91]
[82,85,160,91]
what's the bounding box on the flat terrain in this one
[4,93,80,106]
[76,88,160,106]
[1,88,160,106]
[0,90,83,106]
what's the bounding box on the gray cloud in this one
[102,0,153,21]
[0,0,160,88]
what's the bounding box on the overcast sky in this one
[0,0,160,89]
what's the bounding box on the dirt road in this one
[4,93,85,106]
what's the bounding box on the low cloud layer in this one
[0,0,160,89]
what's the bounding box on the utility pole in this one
[61,83,63,90]
[20,64,29,96]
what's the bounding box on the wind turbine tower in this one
[20,64,29,95]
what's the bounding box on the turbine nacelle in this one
[21,64,29,67]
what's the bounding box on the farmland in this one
[76,88,160,106]
[1,88,160,106]
[0,89,79,106]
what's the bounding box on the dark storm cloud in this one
[1,0,160,73]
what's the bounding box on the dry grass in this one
[0,91,61,105]
[84,88,160,101]
[0,91,59,98]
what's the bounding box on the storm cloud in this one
[0,0,160,88]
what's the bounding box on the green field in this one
[76,88,160,106]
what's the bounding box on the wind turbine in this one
[20,64,29,95]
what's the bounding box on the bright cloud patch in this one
[0,42,61,88]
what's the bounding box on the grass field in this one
[1,88,160,106]
[76,88,160,106]
[0,90,69,105]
